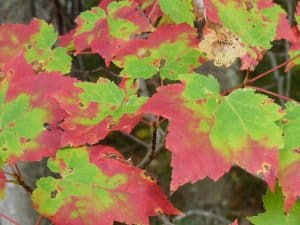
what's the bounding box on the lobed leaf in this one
[54,78,147,146]
[248,184,300,225]
[116,24,202,80]
[32,145,180,225]
[74,0,153,65]
[202,0,288,70]
[1,56,76,162]
[0,19,71,74]
[141,73,283,190]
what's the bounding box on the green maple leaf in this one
[248,185,300,225]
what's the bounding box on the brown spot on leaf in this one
[107,123,117,129]
[282,118,288,124]
[294,148,300,153]
[50,190,58,199]
[245,1,253,11]
[263,163,270,172]
[43,123,51,131]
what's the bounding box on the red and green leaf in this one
[74,0,153,65]
[32,145,180,225]
[54,78,147,146]
[1,56,76,162]
[202,0,288,70]
[0,19,71,74]
[141,73,283,190]
[278,102,300,211]
[116,24,202,80]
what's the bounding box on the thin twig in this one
[120,132,150,149]
[158,214,175,225]
[14,163,22,178]
[0,212,20,225]
[222,83,244,96]
[248,54,300,84]
[147,0,159,23]
[246,86,299,103]
[174,209,231,224]
[222,54,300,97]
[7,164,33,193]
[138,120,158,169]
[3,170,15,177]
[266,51,285,106]
[243,70,250,84]
[34,215,43,225]
[72,66,120,79]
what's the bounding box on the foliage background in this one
[0,0,299,225]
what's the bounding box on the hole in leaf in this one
[2,147,7,151]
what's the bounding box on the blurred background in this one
[0,0,299,225]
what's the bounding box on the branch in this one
[147,0,159,23]
[158,214,175,225]
[7,164,33,193]
[138,121,158,169]
[120,132,150,149]
[265,51,285,106]
[248,54,300,84]
[173,209,231,224]
[246,86,299,103]
[34,215,43,225]
[0,212,20,225]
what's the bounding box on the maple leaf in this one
[24,19,72,74]
[116,24,202,80]
[0,19,71,74]
[248,184,300,225]
[141,73,283,191]
[73,0,153,66]
[31,145,180,225]
[54,78,147,146]
[158,0,195,26]
[1,56,76,162]
[202,0,288,70]
[278,102,300,211]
